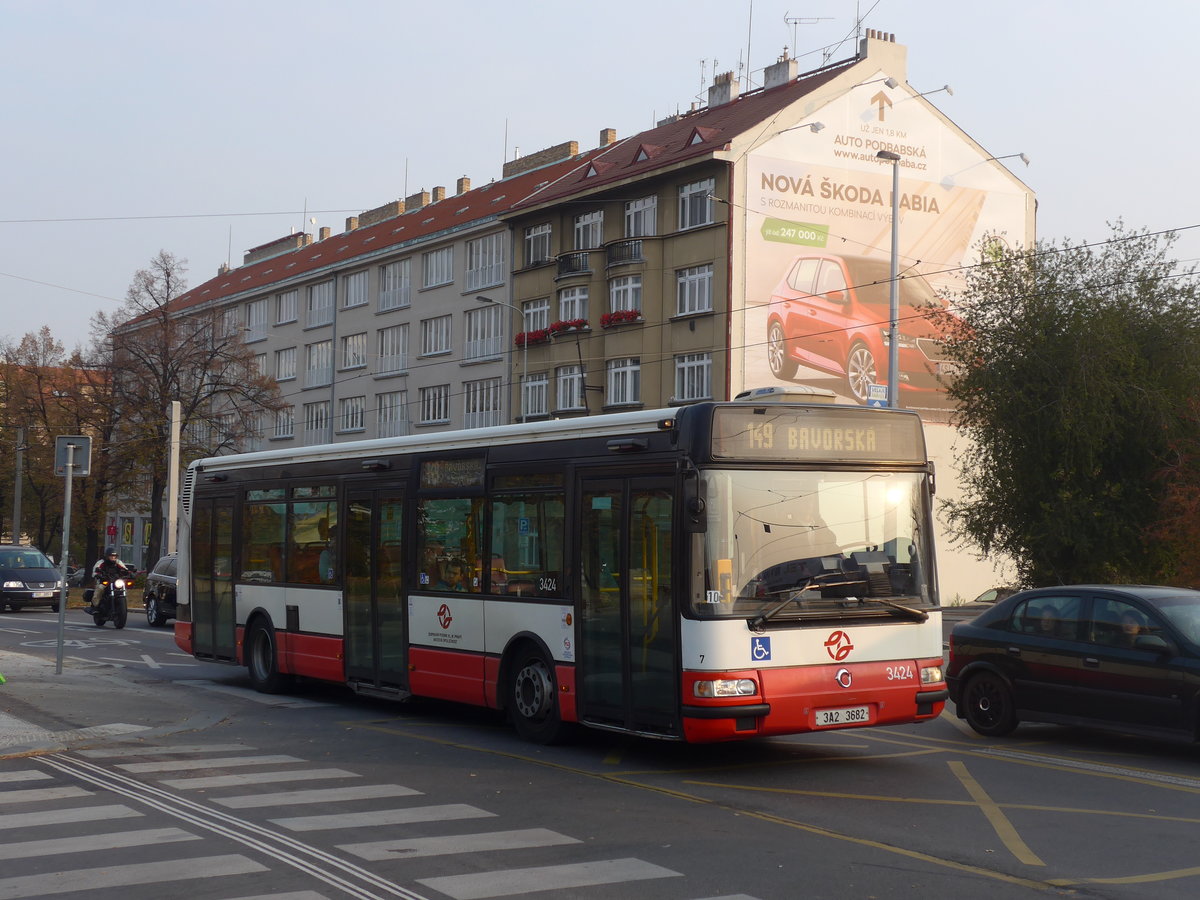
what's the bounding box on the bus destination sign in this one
[710,406,925,463]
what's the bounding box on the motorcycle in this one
[86,575,129,629]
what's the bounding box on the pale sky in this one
[3,0,1196,352]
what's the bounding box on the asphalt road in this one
[3,606,1200,899]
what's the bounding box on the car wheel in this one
[146,596,167,628]
[767,321,799,381]
[507,644,568,744]
[846,342,877,404]
[962,671,1018,737]
[246,621,294,694]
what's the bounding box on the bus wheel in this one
[507,646,567,744]
[962,671,1018,737]
[246,622,293,694]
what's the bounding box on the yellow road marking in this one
[949,760,1044,866]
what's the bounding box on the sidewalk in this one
[0,650,222,758]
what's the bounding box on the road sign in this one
[54,435,92,477]
[866,384,889,408]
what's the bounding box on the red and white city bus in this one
[175,393,946,743]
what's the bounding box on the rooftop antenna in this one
[784,12,834,61]
[744,0,753,89]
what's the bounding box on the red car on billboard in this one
[765,252,958,404]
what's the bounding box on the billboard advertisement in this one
[736,75,1033,422]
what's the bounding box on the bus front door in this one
[344,490,408,693]
[192,496,237,662]
[578,477,679,737]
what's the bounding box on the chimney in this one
[432,185,446,203]
[456,176,471,195]
[404,189,430,211]
[217,262,230,276]
[764,52,797,90]
[708,71,740,108]
[502,140,580,178]
[599,128,617,147]
[345,216,359,232]
[358,200,406,228]
[318,226,331,241]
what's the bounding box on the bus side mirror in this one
[684,493,707,533]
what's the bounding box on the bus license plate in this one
[814,705,871,727]
[33,591,53,598]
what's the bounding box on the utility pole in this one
[12,426,24,543]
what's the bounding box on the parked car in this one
[143,553,178,627]
[0,544,65,612]
[963,586,1019,608]
[66,565,87,587]
[764,252,959,404]
[947,585,1200,741]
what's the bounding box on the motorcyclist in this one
[85,547,133,614]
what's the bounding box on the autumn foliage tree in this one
[934,225,1200,586]
[94,250,284,569]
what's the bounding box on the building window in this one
[676,264,714,315]
[379,259,411,311]
[221,307,240,339]
[678,178,715,230]
[525,223,552,266]
[276,289,298,324]
[343,270,369,309]
[245,299,268,341]
[338,396,366,432]
[275,347,297,381]
[305,340,333,388]
[419,385,450,425]
[624,196,657,237]
[522,373,549,419]
[556,365,585,411]
[464,306,503,361]
[609,275,642,313]
[558,287,588,322]
[420,315,453,356]
[253,353,267,377]
[378,324,408,375]
[422,246,453,288]
[674,352,712,401]
[574,211,603,250]
[273,405,294,439]
[606,357,641,405]
[378,390,409,437]
[524,298,550,331]
[303,401,330,443]
[307,280,334,327]
[340,332,367,370]
[464,378,503,429]
[465,233,506,291]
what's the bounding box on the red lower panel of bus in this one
[681,658,946,742]
[408,647,488,707]
[274,631,345,683]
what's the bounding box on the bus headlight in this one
[694,678,758,698]
[921,665,944,684]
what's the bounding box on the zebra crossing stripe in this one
[0,827,197,861]
[0,803,140,831]
[0,853,267,899]
[339,828,581,861]
[416,858,682,899]
[0,786,90,805]
[215,783,421,809]
[161,768,359,789]
[272,803,495,832]
[118,754,303,773]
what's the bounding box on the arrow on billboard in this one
[871,91,893,121]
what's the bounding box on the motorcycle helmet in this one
[105,546,118,557]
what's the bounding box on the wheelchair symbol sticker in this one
[751,636,771,661]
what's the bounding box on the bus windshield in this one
[692,468,935,619]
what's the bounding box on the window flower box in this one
[549,318,589,335]
[514,329,551,347]
[600,309,641,328]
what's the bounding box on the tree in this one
[95,250,284,569]
[935,225,1200,586]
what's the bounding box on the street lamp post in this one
[477,295,526,423]
[876,150,902,408]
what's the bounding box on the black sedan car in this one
[947,585,1200,741]
[143,553,178,627]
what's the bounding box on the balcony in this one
[556,251,592,278]
[606,240,644,266]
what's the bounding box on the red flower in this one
[600,309,640,328]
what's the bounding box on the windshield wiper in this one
[856,596,929,622]
[747,576,866,631]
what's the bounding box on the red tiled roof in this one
[140,147,611,324]
[509,55,856,212]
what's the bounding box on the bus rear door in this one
[192,495,237,662]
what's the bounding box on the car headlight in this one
[921,665,944,684]
[694,678,758,698]
[3,580,22,590]
[882,330,920,349]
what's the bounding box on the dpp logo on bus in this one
[824,630,854,661]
